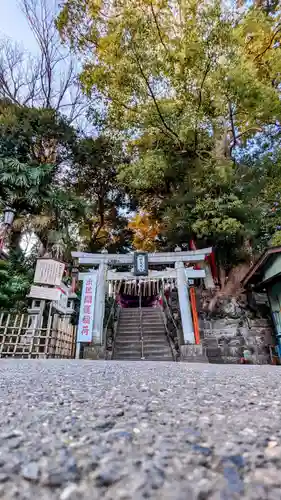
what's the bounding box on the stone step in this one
[116,338,167,344]
[114,343,171,351]
[143,354,173,361]
[142,337,168,343]
[116,332,140,337]
[118,330,166,337]
[144,340,170,346]
[115,345,142,352]
[117,336,167,343]
[119,331,166,338]
[115,351,142,357]
[180,356,208,363]
[142,322,165,328]
[116,336,140,342]
[118,320,164,327]
[118,318,163,324]
[120,308,160,313]
[114,355,142,360]
[119,323,165,329]
[118,326,165,332]
[116,337,140,342]
[119,314,163,320]
[114,347,141,353]
[117,331,167,337]
[142,329,166,335]
[144,347,172,354]
[114,354,173,361]
[119,314,162,320]
[114,308,173,361]
[113,350,173,360]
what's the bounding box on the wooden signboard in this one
[28,285,61,301]
[34,259,65,286]
[52,283,69,314]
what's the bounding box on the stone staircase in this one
[113,308,174,361]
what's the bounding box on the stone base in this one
[83,345,105,360]
[180,344,209,363]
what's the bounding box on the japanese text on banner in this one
[77,275,97,343]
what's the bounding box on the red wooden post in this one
[190,286,200,345]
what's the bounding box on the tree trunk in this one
[208,263,251,312]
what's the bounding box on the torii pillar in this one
[176,261,194,343]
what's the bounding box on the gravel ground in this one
[0,360,281,499]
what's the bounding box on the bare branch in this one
[0,39,40,105]
[0,0,86,122]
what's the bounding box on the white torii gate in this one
[72,248,214,347]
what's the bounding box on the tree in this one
[67,136,133,252]
[0,100,81,255]
[57,0,281,152]
[57,0,281,268]
[0,0,86,122]
[0,100,75,168]
[128,212,162,252]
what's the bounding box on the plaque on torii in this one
[134,252,149,277]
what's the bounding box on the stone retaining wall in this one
[83,345,106,360]
[199,317,274,364]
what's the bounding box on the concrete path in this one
[0,360,280,499]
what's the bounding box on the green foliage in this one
[0,251,33,311]
[68,135,133,252]
[0,157,54,212]
[1,0,281,312]
[0,101,75,166]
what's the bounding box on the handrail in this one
[111,305,120,360]
[104,296,119,359]
[162,292,181,359]
[104,297,117,337]
[162,293,179,334]
[161,310,176,361]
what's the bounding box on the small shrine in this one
[72,248,215,356]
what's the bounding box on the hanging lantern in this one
[3,207,16,226]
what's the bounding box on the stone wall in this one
[83,345,106,360]
[199,317,274,364]
[180,344,208,363]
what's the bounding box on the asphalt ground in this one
[0,360,280,499]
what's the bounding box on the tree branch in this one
[150,3,169,55]
[254,25,281,61]
[228,101,237,149]
[194,58,212,151]
[130,42,183,147]
[229,126,263,154]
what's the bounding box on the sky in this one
[0,0,37,53]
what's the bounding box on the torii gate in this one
[72,248,214,348]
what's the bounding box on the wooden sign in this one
[28,286,61,301]
[52,283,69,314]
[34,259,65,286]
